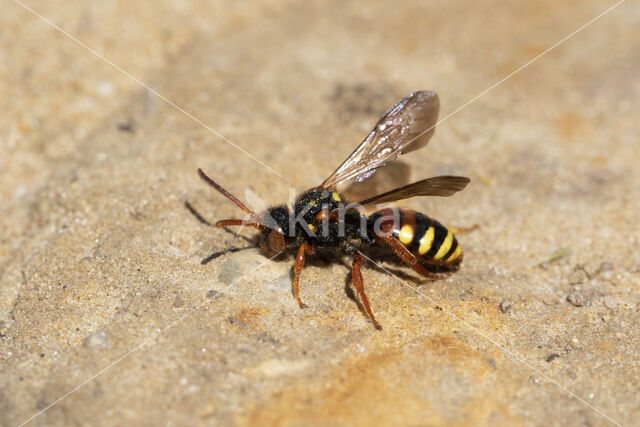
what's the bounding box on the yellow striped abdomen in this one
[370,208,463,267]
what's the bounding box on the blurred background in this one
[1,1,638,425]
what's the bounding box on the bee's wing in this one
[322,91,440,190]
[244,187,268,215]
[357,176,470,207]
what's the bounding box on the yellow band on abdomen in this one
[433,231,453,260]
[418,226,435,255]
[446,244,462,262]
[398,225,414,245]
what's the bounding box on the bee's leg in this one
[215,219,265,231]
[292,243,314,308]
[352,253,382,330]
[379,235,450,280]
[449,224,479,234]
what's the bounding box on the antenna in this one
[197,168,263,226]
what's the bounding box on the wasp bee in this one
[198,91,470,329]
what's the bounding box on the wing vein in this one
[322,91,441,189]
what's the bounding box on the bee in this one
[198,91,469,329]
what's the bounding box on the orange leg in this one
[449,224,479,234]
[216,218,265,231]
[293,243,314,308]
[352,253,382,330]
[379,235,450,280]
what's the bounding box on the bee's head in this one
[198,168,289,254]
[259,205,290,253]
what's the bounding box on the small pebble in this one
[603,296,617,310]
[568,269,587,286]
[546,353,560,363]
[217,250,264,285]
[567,292,586,307]
[599,261,614,272]
[84,331,108,348]
[173,295,184,308]
[499,301,512,313]
[117,121,134,132]
[218,258,240,285]
[265,274,292,291]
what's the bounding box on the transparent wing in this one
[357,176,470,206]
[244,187,268,215]
[322,91,440,190]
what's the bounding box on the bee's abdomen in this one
[370,208,462,266]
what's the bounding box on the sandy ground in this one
[1,0,639,425]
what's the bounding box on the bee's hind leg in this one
[449,224,479,234]
[292,243,314,309]
[378,235,451,280]
[352,253,382,330]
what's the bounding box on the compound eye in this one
[268,229,286,252]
